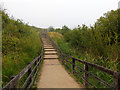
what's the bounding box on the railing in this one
[46,33,120,90]
[2,45,44,89]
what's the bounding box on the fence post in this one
[113,73,120,90]
[61,54,64,64]
[9,75,19,88]
[38,57,40,66]
[84,64,88,88]
[118,73,120,90]
[39,56,41,63]
[72,58,75,74]
[28,67,32,84]
[34,61,37,73]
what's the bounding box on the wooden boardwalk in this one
[37,37,82,88]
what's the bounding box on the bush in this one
[63,9,120,69]
[2,9,42,86]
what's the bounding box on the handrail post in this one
[39,56,41,63]
[72,58,75,74]
[62,54,64,64]
[28,67,32,84]
[118,73,120,90]
[113,73,120,90]
[9,75,19,88]
[84,64,88,88]
[34,61,37,73]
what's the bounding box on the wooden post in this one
[38,57,40,66]
[84,64,88,88]
[113,73,120,90]
[28,67,32,84]
[38,56,41,66]
[34,61,37,73]
[118,74,120,90]
[39,56,41,63]
[62,54,64,64]
[72,58,75,74]
[10,75,19,89]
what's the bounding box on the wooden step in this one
[44,44,52,46]
[44,44,52,47]
[44,49,56,51]
[44,55,59,59]
[44,47,54,49]
[44,51,57,55]
[43,42,51,44]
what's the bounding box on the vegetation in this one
[1,9,42,86]
[1,6,120,88]
[49,9,120,88]
[48,26,55,32]
[55,25,71,35]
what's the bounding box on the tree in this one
[61,25,70,35]
[48,26,55,32]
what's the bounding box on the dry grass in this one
[49,32,63,39]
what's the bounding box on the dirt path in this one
[37,37,82,88]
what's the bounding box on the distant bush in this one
[54,25,71,35]
[48,26,55,32]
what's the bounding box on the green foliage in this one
[49,9,120,88]
[54,25,71,35]
[50,32,118,88]
[2,9,42,86]
[48,26,55,32]
[64,9,120,69]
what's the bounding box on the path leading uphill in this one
[37,36,82,88]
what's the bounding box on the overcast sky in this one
[0,0,119,29]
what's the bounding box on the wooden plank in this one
[44,51,57,55]
[44,46,53,48]
[44,55,58,59]
[44,49,56,51]
[44,45,52,47]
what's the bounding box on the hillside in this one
[1,9,42,86]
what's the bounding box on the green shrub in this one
[50,9,120,88]
[2,9,42,86]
